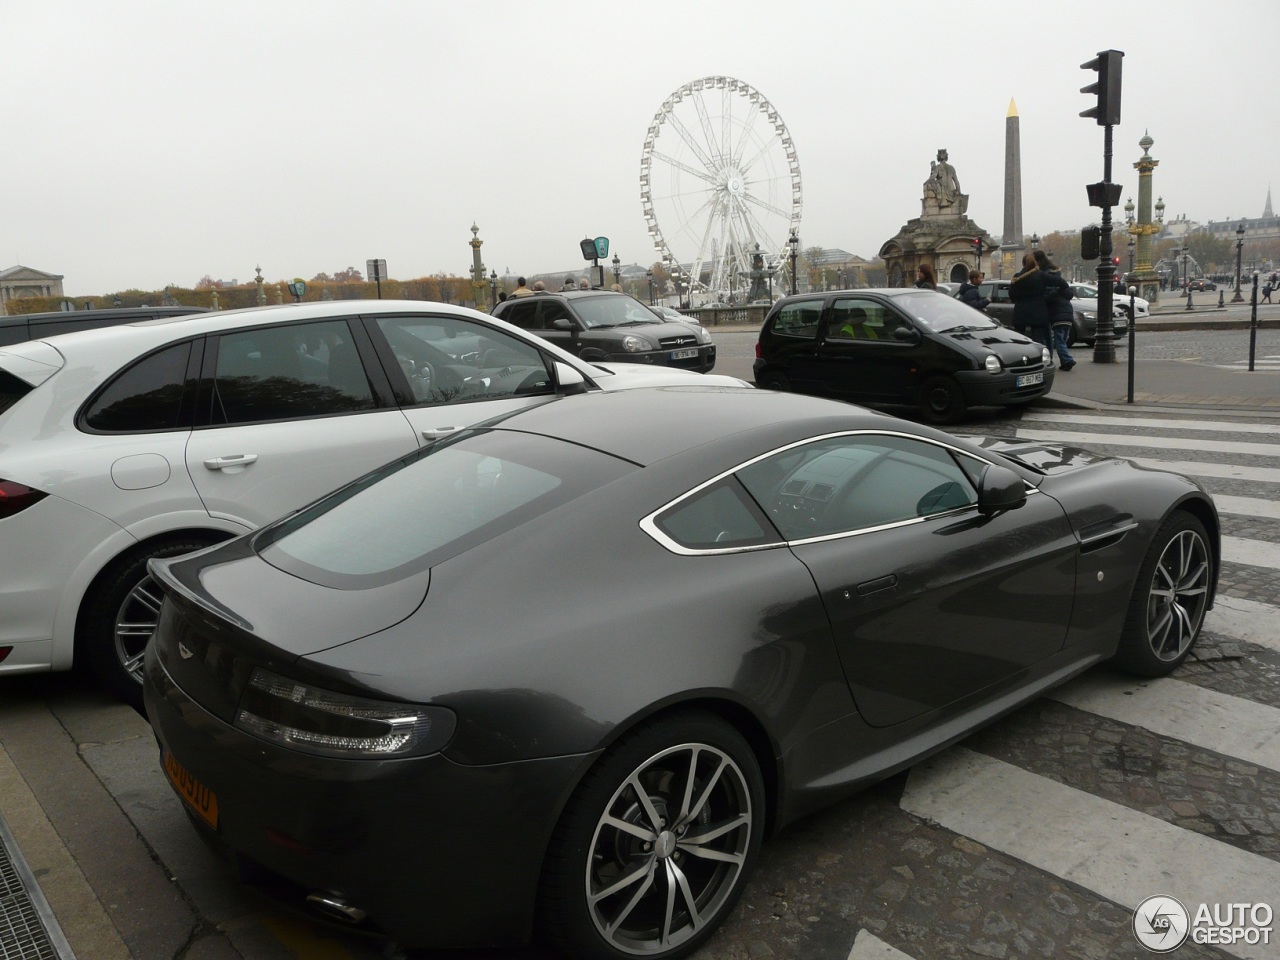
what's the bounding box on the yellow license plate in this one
[163,749,219,829]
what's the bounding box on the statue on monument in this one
[741,244,769,302]
[922,148,968,216]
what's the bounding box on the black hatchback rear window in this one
[0,369,33,418]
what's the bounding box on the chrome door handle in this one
[203,454,259,470]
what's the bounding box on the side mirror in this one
[892,325,919,342]
[552,318,577,334]
[978,464,1027,515]
[554,362,589,396]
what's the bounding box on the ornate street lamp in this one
[489,270,498,309]
[646,269,654,305]
[611,253,621,287]
[787,230,799,295]
[1233,223,1246,303]
[1127,234,1135,277]
[1030,233,1040,249]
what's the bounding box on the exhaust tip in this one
[306,891,368,924]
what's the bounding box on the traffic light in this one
[1080,50,1123,125]
[972,237,981,252]
[1081,225,1101,260]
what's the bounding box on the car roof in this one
[0,299,570,366]
[483,385,896,466]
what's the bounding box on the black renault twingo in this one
[753,288,1053,423]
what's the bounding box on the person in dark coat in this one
[958,269,990,311]
[1034,250,1075,370]
[1009,253,1052,353]
[914,262,938,290]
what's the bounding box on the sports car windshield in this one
[900,291,1001,333]
[573,296,664,329]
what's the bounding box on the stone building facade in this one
[0,265,65,315]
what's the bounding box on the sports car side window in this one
[653,478,780,551]
[771,301,822,340]
[737,435,978,541]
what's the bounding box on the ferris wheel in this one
[640,76,802,303]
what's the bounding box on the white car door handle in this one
[422,427,459,441]
[204,454,259,470]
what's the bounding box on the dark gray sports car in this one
[143,386,1219,959]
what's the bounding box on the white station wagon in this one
[0,300,746,704]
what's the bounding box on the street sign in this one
[594,237,610,259]
[580,238,598,261]
[366,259,386,282]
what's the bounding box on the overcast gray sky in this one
[4,0,1275,295]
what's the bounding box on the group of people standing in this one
[915,254,1076,371]
[1010,251,1076,371]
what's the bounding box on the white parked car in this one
[0,300,747,704]
[1072,282,1150,320]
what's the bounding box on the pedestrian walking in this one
[1034,250,1075,371]
[958,270,990,311]
[914,263,938,290]
[1010,253,1052,355]
[1264,281,1273,304]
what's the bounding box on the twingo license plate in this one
[163,749,219,829]
[1016,372,1044,387]
[670,348,698,360]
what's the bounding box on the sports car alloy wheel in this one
[1115,513,1211,676]
[542,714,763,959]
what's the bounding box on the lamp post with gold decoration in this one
[1125,132,1164,305]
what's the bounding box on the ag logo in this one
[1133,895,1190,952]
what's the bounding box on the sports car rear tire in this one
[539,712,764,960]
[1112,512,1212,676]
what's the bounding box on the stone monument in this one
[879,149,993,287]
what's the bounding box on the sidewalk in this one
[1037,302,1280,412]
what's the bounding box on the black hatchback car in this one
[492,290,716,372]
[753,289,1053,423]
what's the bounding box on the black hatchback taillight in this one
[0,480,47,519]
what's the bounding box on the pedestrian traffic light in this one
[1081,225,1100,260]
[1080,50,1123,126]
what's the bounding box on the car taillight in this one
[0,480,47,519]
[755,342,763,358]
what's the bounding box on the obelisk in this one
[1001,98,1023,279]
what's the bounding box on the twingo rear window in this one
[0,369,33,418]
[255,429,634,588]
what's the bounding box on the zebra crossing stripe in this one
[847,929,916,960]
[1129,458,1280,483]
[1022,413,1280,435]
[1208,595,1280,653]
[1223,534,1280,571]
[1049,671,1280,773]
[1212,494,1280,520]
[900,748,1280,960]
[1015,428,1280,458]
